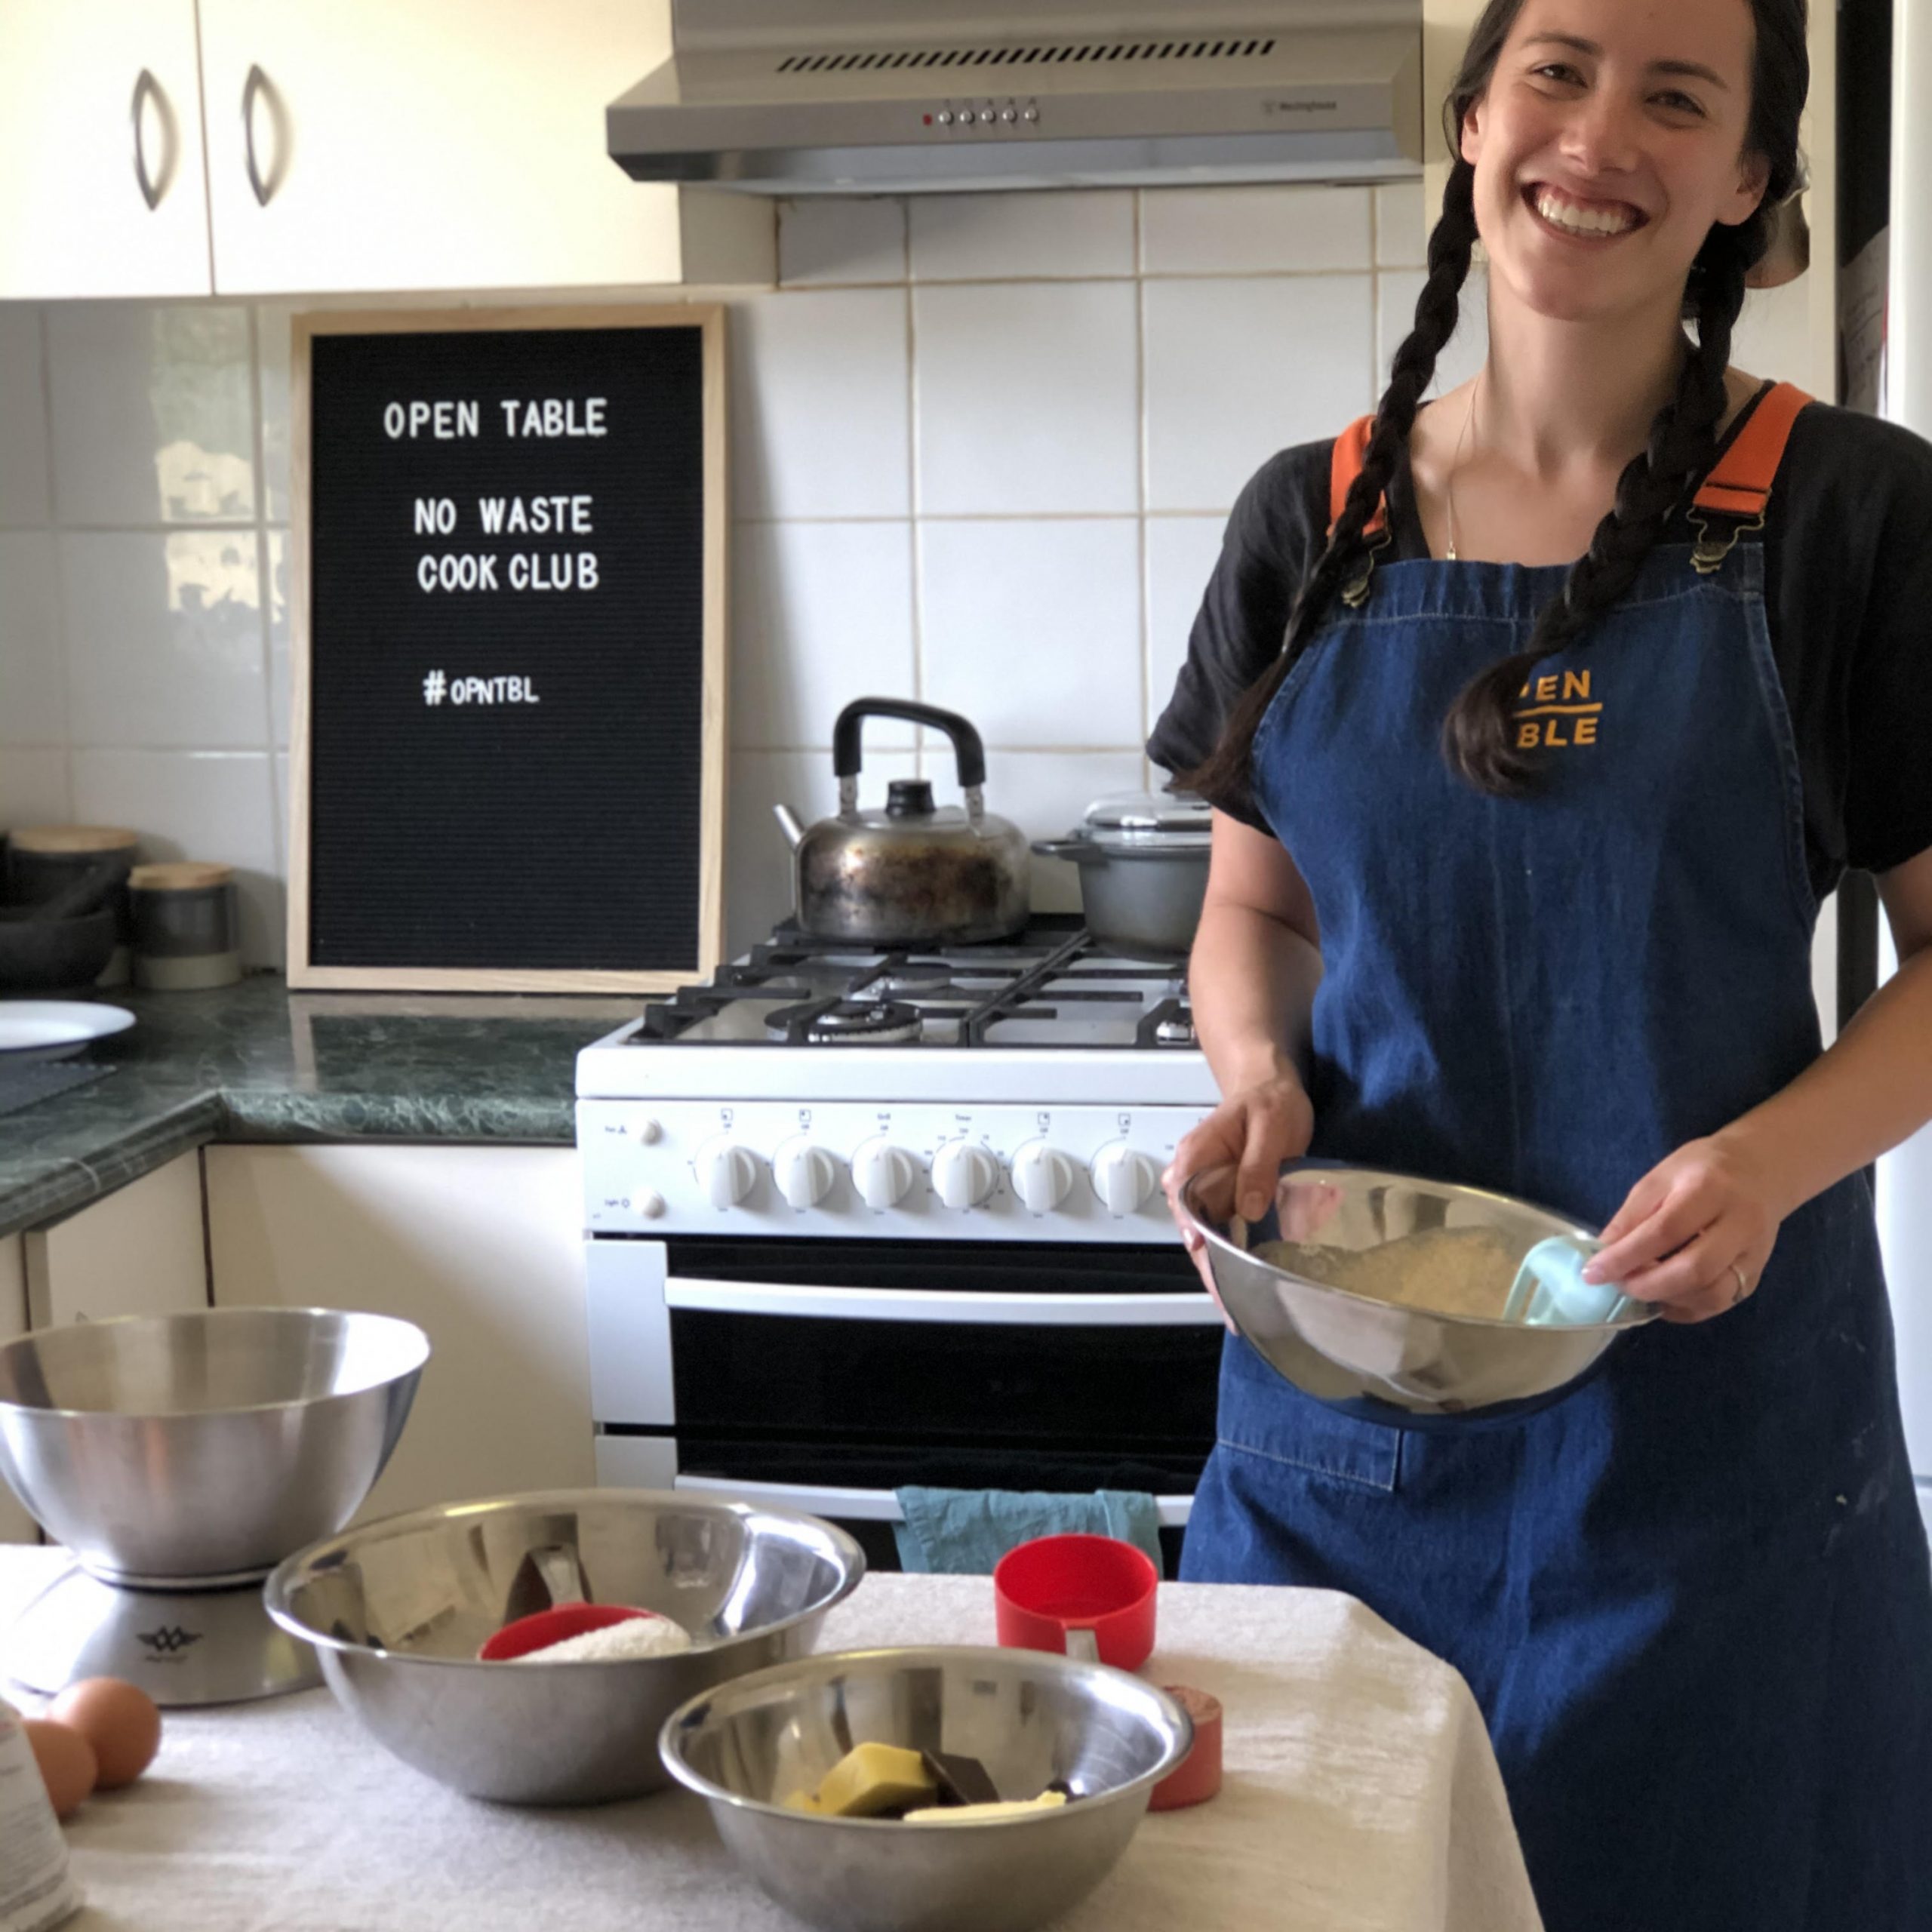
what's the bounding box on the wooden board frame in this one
[287,304,726,993]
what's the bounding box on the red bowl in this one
[993,1534,1158,1670]
[477,1603,651,1661]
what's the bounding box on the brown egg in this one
[22,1718,97,1820]
[51,1678,162,1789]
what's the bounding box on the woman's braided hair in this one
[1183,0,1807,803]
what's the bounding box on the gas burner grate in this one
[764,998,926,1045]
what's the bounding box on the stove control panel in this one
[580,1101,1214,1241]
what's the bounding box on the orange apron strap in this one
[1692,381,1814,518]
[1327,416,1386,536]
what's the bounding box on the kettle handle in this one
[832,699,987,790]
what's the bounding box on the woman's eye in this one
[1531,63,1584,85]
[1653,91,1706,116]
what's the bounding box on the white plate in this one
[0,1001,137,1063]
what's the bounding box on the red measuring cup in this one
[477,1603,654,1660]
[993,1534,1158,1670]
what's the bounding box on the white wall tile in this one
[913,282,1138,515]
[1375,180,1429,269]
[46,305,256,526]
[724,746,918,956]
[69,749,281,965]
[1140,186,1371,276]
[730,290,910,519]
[918,519,1141,750]
[257,307,294,523]
[1144,275,1374,512]
[1376,266,1488,401]
[909,191,1134,281]
[60,532,269,749]
[0,534,64,745]
[731,521,915,748]
[1144,515,1226,750]
[0,747,69,830]
[778,198,907,286]
[0,307,49,528]
[983,749,1147,912]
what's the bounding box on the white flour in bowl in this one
[514,1615,694,1662]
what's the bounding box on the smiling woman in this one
[1151,0,1932,1927]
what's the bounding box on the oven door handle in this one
[673,1475,1194,1527]
[663,1280,1223,1326]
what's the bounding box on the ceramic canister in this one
[128,863,242,989]
[6,826,138,987]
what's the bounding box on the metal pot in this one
[775,700,1030,946]
[1033,792,1212,962]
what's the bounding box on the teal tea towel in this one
[894,1487,1164,1577]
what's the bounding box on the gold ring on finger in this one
[1729,1264,1750,1307]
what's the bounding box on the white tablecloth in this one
[1,1549,1543,1932]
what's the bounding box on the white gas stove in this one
[577,918,1219,1241]
[573,918,1225,1574]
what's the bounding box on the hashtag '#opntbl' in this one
[423,669,447,706]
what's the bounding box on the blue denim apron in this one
[1180,520,1932,1928]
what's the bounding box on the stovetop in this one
[627,917,1195,1052]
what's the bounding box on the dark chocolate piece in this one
[920,1751,1001,1807]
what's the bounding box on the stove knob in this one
[774,1138,837,1210]
[696,1139,761,1209]
[933,1140,999,1211]
[1011,1141,1074,1213]
[1090,1143,1158,1217]
[851,1138,915,1211]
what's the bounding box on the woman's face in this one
[1461,0,1771,325]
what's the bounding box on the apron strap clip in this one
[1339,528,1391,608]
[1686,506,1766,576]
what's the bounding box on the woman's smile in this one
[1521,181,1652,242]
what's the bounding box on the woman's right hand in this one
[1161,1072,1316,1324]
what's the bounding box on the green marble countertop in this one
[0,975,641,1240]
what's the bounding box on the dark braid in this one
[1441,221,1755,792]
[1177,0,1808,811]
[1180,158,1480,810]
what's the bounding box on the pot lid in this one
[1081,790,1213,849]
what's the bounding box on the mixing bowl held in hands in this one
[660,1644,1191,1932]
[1177,1158,1654,1422]
[265,1489,865,1805]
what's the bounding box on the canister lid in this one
[1081,791,1212,851]
[11,825,138,854]
[129,862,234,892]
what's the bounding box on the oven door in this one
[586,1235,1224,1571]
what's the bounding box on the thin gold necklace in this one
[1443,371,1481,562]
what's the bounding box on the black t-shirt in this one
[1147,392,1932,900]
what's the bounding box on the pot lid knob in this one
[885,779,936,820]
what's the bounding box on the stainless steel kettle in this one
[774,700,1029,946]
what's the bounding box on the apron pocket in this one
[1216,1336,1401,1494]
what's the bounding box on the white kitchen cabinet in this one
[203,1145,593,1524]
[0,0,213,299]
[0,1232,35,1543]
[23,1152,211,1329]
[196,0,772,296]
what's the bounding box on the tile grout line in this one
[900,198,928,777]
[245,305,285,908]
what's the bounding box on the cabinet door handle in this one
[131,68,166,211]
[241,63,278,207]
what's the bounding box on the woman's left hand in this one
[1581,1131,1794,1324]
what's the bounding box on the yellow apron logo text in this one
[1513,669,1602,749]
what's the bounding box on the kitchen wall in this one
[0,178,1822,968]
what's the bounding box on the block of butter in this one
[794,1743,937,1818]
[902,1792,1069,1826]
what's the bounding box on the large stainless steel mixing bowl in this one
[1179,1159,1654,1420]
[660,1645,1190,1932]
[265,1489,866,1805]
[0,1306,428,1584]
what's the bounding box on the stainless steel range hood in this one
[608,0,1423,195]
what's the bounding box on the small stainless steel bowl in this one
[660,1645,1190,1932]
[265,1490,866,1805]
[1179,1159,1654,1420]
[0,1306,428,1584]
